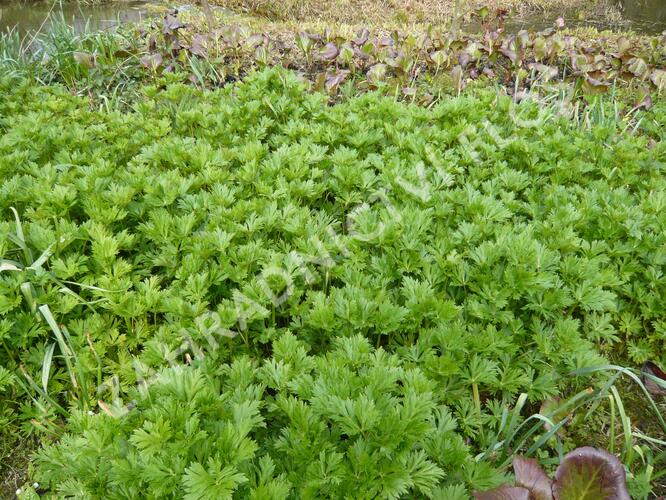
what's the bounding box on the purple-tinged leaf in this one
[499,47,518,65]
[539,396,569,435]
[641,361,666,396]
[353,46,371,61]
[354,28,370,46]
[140,53,163,70]
[189,34,209,58]
[320,43,339,61]
[474,486,530,500]
[554,17,565,29]
[163,14,186,35]
[378,36,393,47]
[296,32,315,55]
[516,30,529,49]
[584,76,610,91]
[616,36,632,56]
[513,456,553,500]
[553,447,630,500]
[429,50,448,66]
[651,70,666,92]
[626,57,648,78]
[338,44,355,64]
[451,64,464,91]
[635,94,653,111]
[458,51,470,68]
[325,70,350,91]
[171,39,183,57]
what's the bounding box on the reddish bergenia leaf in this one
[651,70,666,92]
[163,14,186,35]
[354,28,370,46]
[474,486,530,500]
[616,36,632,56]
[553,447,630,500]
[140,53,163,70]
[499,47,519,65]
[641,361,666,396]
[325,70,350,91]
[320,43,339,61]
[513,456,553,500]
[635,94,653,111]
[190,34,209,58]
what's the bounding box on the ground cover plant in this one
[2,9,665,109]
[1,62,666,497]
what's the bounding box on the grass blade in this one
[42,342,56,393]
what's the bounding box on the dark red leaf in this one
[458,51,470,68]
[163,14,186,35]
[325,70,350,91]
[451,64,464,91]
[320,43,339,61]
[513,456,553,500]
[499,47,519,65]
[354,28,370,46]
[351,47,370,61]
[190,34,209,58]
[616,36,632,56]
[585,76,610,90]
[626,57,648,78]
[642,361,666,396]
[635,94,653,111]
[140,53,163,70]
[553,447,630,500]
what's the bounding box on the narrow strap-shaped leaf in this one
[42,342,56,393]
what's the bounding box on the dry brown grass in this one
[212,0,614,25]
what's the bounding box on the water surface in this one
[0,0,152,34]
[506,0,666,34]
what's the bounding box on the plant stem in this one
[608,394,615,455]
[473,382,484,440]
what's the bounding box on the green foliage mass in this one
[0,68,665,497]
[36,334,481,498]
